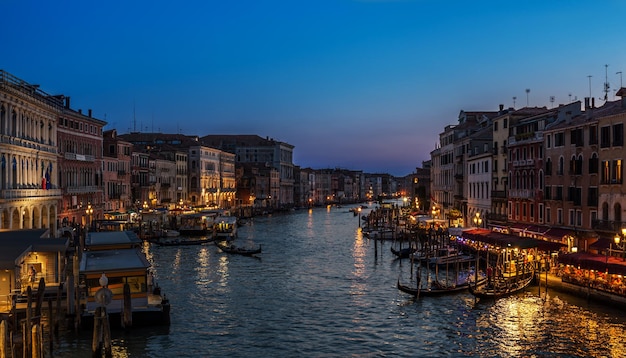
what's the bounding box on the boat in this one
[178,212,217,236]
[215,241,261,256]
[428,247,474,266]
[397,272,486,297]
[162,229,180,237]
[214,215,238,239]
[468,271,535,299]
[390,246,417,259]
[79,231,170,328]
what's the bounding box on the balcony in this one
[64,152,95,162]
[592,219,626,233]
[2,188,62,199]
[67,186,100,194]
[508,189,535,199]
[491,190,507,199]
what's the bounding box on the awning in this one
[544,228,575,241]
[558,252,626,276]
[461,228,565,251]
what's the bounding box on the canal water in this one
[54,204,626,357]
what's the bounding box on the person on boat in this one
[486,266,493,287]
[29,265,37,283]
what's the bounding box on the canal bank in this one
[537,270,626,307]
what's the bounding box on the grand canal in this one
[55,204,626,357]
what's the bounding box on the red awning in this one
[544,228,575,241]
[558,252,626,275]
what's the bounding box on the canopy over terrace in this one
[558,252,626,276]
[461,228,566,252]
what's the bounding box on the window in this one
[588,187,598,206]
[613,159,623,183]
[613,123,624,146]
[545,158,552,175]
[554,132,565,147]
[601,126,611,148]
[546,207,551,223]
[494,121,499,131]
[557,208,563,224]
[589,153,599,174]
[546,134,551,148]
[545,186,552,200]
[589,125,598,145]
[601,160,610,184]
[558,157,564,175]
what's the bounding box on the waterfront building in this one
[103,129,132,215]
[466,124,493,227]
[593,89,626,254]
[452,110,497,226]
[200,135,295,208]
[544,100,597,251]
[506,106,559,238]
[0,70,61,233]
[151,152,177,208]
[131,151,150,209]
[488,107,538,230]
[57,101,106,229]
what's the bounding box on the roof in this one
[80,248,150,274]
[0,229,69,269]
[85,231,141,249]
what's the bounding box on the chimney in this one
[592,97,595,108]
[78,109,82,114]
[65,96,71,109]
[617,87,626,109]
[584,97,590,110]
[88,109,92,118]
[499,104,504,112]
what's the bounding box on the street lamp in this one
[613,228,626,261]
[473,212,482,229]
[86,203,93,229]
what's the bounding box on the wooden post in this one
[25,287,32,358]
[92,307,103,357]
[102,308,112,358]
[0,320,6,358]
[55,283,63,336]
[31,324,41,358]
[48,299,53,355]
[122,283,132,329]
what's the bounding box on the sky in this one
[3,1,626,176]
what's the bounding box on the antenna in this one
[568,93,572,103]
[603,64,610,101]
[133,101,137,132]
[617,71,623,89]
[512,96,516,108]
[525,89,530,107]
[550,96,555,108]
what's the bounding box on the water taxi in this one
[80,231,170,327]
[214,215,238,239]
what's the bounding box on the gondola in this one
[397,276,487,297]
[390,246,416,259]
[156,238,213,246]
[468,271,534,299]
[215,241,262,256]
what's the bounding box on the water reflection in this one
[54,205,626,357]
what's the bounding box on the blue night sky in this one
[3,1,626,176]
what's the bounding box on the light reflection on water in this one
[53,205,626,357]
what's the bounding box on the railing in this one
[67,186,100,194]
[592,219,626,232]
[0,135,56,154]
[1,188,61,198]
[64,152,95,162]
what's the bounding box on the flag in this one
[42,175,46,190]
[45,170,50,190]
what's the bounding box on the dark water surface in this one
[55,205,626,357]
